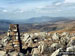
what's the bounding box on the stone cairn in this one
[6,24,22,52]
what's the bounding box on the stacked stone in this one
[6,24,21,52]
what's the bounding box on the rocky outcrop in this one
[1,32,75,56]
[0,24,75,56]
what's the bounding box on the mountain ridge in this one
[24,16,72,23]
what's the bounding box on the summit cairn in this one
[6,24,22,52]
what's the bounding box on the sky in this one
[0,0,75,20]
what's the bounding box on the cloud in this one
[0,0,75,19]
[64,0,75,3]
[2,9,8,12]
[55,2,62,6]
[15,9,24,13]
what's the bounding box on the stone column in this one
[7,24,22,52]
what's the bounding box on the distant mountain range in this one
[0,16,75,34]
[0,16,74,24]
[24,16,71,23]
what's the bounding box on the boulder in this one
[51,43,60,50]
[47,43,61,54]
[38,41,47,54]
[67,37,75,47]
[32,48,40,56]
[66,46,75,52]
[2,36,10,47]
[64,46,75,56]
[60,37,68,47]
[22,33,33,46]
[59,36,71,47]
[61,32,69,36]
[52,33,60,40]
[51,48,62,56]
[23,33,30,42]
[61,32,71,43]
[33,32,46,41]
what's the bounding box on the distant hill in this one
[0,17,75,35]
[19,20,75,33]
[24,16,71,23]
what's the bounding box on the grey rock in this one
[51,43,60,50]
[64,46,75,56]
[38,41,47,53]
[51,48,62,56]
[61,32,69,36]
[32,48,40,56]
[22,33,30,42]
[2,36,10,46]
[52,33,60,40]
[66,46,75,52]
[67,37,75,47]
